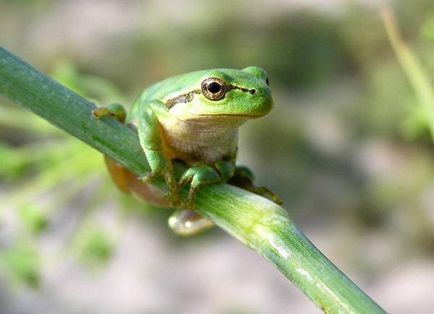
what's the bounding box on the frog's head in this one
[167,66,273,123]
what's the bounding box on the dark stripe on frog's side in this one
[226,84,256,95]
[166,89,201,109]
[165,84,256,109]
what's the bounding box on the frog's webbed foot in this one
[229,166,283,205]
[168,209,214,236]
[92,103,127,123]
[177,165,222,209]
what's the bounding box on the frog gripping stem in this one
[0,47,385,313]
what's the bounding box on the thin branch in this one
[0,47,384,313]
[381,7,434,141]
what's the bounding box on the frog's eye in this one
[266,77,270,86]
[201,77,227,101]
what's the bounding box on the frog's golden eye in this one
[201,77,227,101]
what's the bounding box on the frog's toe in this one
[234,165,255,182]
[228,165,255,188]
[178,168,195,188]
[164,171,179,205]
[139,170,165,186]
[92,107,111,119]
[140,170,179,206]
[164,191,181,207]
[178,166,221,208]
[185,186,199,209]
[92,103,126,122]
[251,186,283,205]
[168,209,214,236]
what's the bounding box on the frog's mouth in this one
[197,113,264,118]
[174,114,252,127]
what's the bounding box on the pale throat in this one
[160,116,246,164]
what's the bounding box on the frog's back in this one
[139,70,209,102]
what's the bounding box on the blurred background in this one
[0,0,433,313]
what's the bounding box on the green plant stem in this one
[381,8,434,141]
[0,47,384,313]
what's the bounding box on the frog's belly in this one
[158,115,243,164]
[163,129,238,164]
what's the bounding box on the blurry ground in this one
[0,0,433,313]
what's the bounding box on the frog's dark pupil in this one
[208,82,222,94]
[266,78,270,86]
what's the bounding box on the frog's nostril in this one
[250,89,256,95]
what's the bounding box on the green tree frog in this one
[94,66,280,236]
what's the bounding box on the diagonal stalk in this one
[381,7,434,141]
[0,46,384,313]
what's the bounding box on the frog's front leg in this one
[178,165,221,209]
[137,100,179,205]
[178,158,236,209]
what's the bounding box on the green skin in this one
[99,66,275,235]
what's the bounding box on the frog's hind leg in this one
[168,209,214,236]
[229,166,283,205]
[104,156,132,193]
[95,103,168,206]
[105,156,169,206]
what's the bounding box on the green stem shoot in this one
[0,47,384,313]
